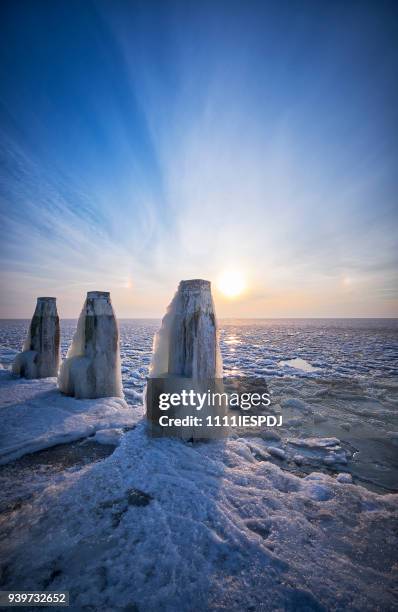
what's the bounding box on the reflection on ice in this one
[224,335,241,345]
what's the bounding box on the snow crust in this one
[0,372,134,464]
[93,428,125,446]
[1,417,397,611]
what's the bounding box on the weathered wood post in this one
[58,291,122,399]
[150,279,222,380]
[12,297,60,379]
[147,279,224,438]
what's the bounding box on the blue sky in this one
[0,0,397,317]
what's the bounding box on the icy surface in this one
[1,318,398,491]
[279,357,319,372]
[0,319,397,609]
[93,428,125,446]
[2,318,397,384]
[0,421,397,611]
[0,371,136,464]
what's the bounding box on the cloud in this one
[0,0,397,317]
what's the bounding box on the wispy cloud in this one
[0,0,397,317]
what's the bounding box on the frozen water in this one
[2,317,397,385]
[0,370,135,464]
[0,318,397,491]
[0,420,397,611]
[279,357,319,372]
[0,318,397,609]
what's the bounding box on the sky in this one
[0,0,397,318]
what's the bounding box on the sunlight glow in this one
[217,271,246,299]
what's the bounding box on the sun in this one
[217,270,246,298]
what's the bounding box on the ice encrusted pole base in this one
[58,291,122,399]
[12,297,60,379]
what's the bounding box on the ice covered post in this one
[58,291,122,399]
[147,279,224,438]
[12,297,60,379]
[150,279,222,380]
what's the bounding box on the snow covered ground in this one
[0,319,397,610]
[0,369,135,464]
[1,417,397,610]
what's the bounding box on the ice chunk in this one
[289,437,341,449]
[279,358,319,372]
[12,297,60,379]
[287,437,348,469]
[93,428,124,446]
[0,345,18,369]
[306,483,334,501]
[281,397,313,414]
[323,452,348,466]
[267,446,286,460]
[58,291,122,399]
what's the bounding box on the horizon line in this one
[1,316,397,321]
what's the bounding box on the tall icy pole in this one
[147,279,224,438]
[58,291,122,399]
[150,279,222,380]
[12,297,60,379]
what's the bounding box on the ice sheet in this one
[0,419,397,611]
[0,371,137,464]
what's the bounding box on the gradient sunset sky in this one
[0,0,397,318]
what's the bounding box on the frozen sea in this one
[0,319,397,610]
[0,318,398,492]
[1,316,397,384]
